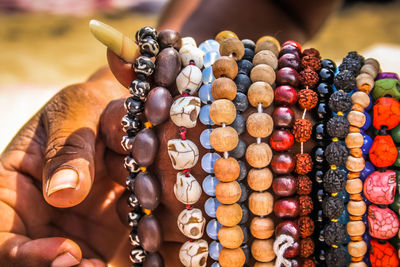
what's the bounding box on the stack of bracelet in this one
[245,36,279,266]
[272,40,301,267]
[167,37,210,267]
[366,69,400,267]
[312,57,336,266]
[210,31,248,267]
[293,47,322,266]
[344,57,379,266]
[124,27,172,266]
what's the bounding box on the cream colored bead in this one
[348,241,367,258]
[347,110,366,128]
[346,178,363,194]
[345,132,364,149]
[174,172,202,204]
[250,64,276,85]
[179,45,204,68]
[181,37,197,47]
[347,200,367,216]
[349,262,367,267]
[170,96,201,128]
[168,139,199,170]
[179,239,208,267]
[176,65,203,95]
[177,208,205,239]
[253,50,278,69]
[351,91,370,109]
[346,155,365,172]
[347,220,366,237]
[356,73,375,92]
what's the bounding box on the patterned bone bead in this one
[134,56,155,76]
[121,135,133,151]
[170,96,201,128]
[174,172,202,205]
[179,239,208,267]
[130,248,146,264]
[177,208,206,239]
[176,65,203,95]
[124,156,140,173]
[179,45,204,68]
[129,79,150,100]
[121,114,142,133]
[138,36,160,57]
[345,133,364,149]
[167,139,199,170]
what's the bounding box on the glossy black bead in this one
[128,193,140,209]
[129,79,151,100]
[315,102,330,121]
[314,168,325,184]
[319,68,335,83]
[313,146,325,164]
[135,26,157,42]
[238,182,248,203]
[242,47,255,61]
[316,82,333,99]
[242,39,255,51]
[138,36,160,57]
[237,59,253,76]
[230,114,246,135]
[230,139,247,159]
[239,204,249,224]
[122,114,143,134]
[126,174,136,191]
[321,59,336,72]
[241,226,249,245]
[234,73,252,94]
[317,188,325,203]
[128,211,141,228]
[134,56,155,76]
[233,92,249,113]
[125,97,144,116]
[313,122,328,142]
[237,160,248,181]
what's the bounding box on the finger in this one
[78,258,106,267]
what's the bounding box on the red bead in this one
[274,197,300,218]
[276,67,300,88]
[274,85,298,106]
[272,175,297,197]
[279,44,301,58]
[283,241,300,258]
[271,153,295,174]
[282,40,302,52]
[373,97,400,130]
[275,220,300,240]
[272,106,295,128]
[370,239,399,267]
[369,135,398,167]
[270,129,294,151]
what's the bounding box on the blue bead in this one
[338,209,350,225]
[205,197,220,218]
[211,262,221,267]
[203,175,219,196]
[202,66,216,84]
[360,161,375,181]
[204,51,221,68]
[199,104,214,125]
[361,111,371,131]
[361,133,373,154]
[199,40,220,54]
[199,84,214,104]
[202,152,221,173]
[207,219,222,240]
[365,94,373,111]
[200,128,213,149]
[337,190,350,203]
[209,241,223,261]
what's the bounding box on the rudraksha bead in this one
[295,153,313,175]
[299,67,319,88]
[298,89,318,110]
[293,119,312,142]
[323,169,346,194]
[322,196,345,220]
[297,175,312,195]
[325,142,349,166]
[327,116,350,139]
[328,91,352,113]
[324,222,346,246]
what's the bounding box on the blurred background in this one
[0,0,399,152]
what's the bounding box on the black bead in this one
[122,114,143,134]
[126,174,136,191]
[328,91,352,113]
[230,114,246,135]
[128,211,141,228]
[319,68,334,83]
[324,221,346,246]
[129,230,141,246]
[242,47,255,61]
[317,188,325,203]
[238,182,248,203]
[315,102,331,121]
[325,142,348,166]
[234,74,252,94]
[125,97,144,116]
[128,193,140,209]
[313,146,325,164]
[322,196,345,220]
[130,247,146,264]
[242,39,255,51]
[233,92,249,113]
[134,56,155,76]
[315,169,325,184]
[240,227,249,245]
[129,79,150,100]
[316,82,333,99]
[138,36,160,57]
[326,247,348,267]
[323,169,346,194]
[313,122,328,142]
[237,59,253,76]
[334,69,356,92]
[241,243,251,264]
[237,160,248,181]
[327,116,349,139]
[124,156,141,173]
[239,204,249,224]
[230,139,247,159]
[135,26,157,42]
[321,59,336,72]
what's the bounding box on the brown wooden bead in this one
[246,142,273,168]
[215,31,238,43]
[254,262,274,267]
[348,110,366,128]
[350,148,363,158]
[210,126,239,152]
[211,77,237,100]
[346,178,363,194]
[210,99,237,125]
[157,29,182,50]
[250,64,276,85]
[347,221,366,237]
[133,172,161,210]
[348,241,367,258]
[253,50,278,69]
[137,214,162,253]
[215,181,242,204]
[213,56,238,79]
[145,86,173,126]
[251,239,276,263]
[247,113,273,138]
[345,133,364,149]
[154,48,181,87]
[220,38,245,61]
[255,41,279,57]
[247,168,273,191]
[250,217,274,239]
[214,157,240,182]
[249,191,274,216]
[346,155,365,172]
[352,91,370,109]
[356,73,374,93]
[219,248,246,267]
[131,128,158,167]
[217,203,243,226]
[219,225,244,249]
[347,200,367,216]
[248,81,274,108]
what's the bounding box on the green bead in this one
[372,78,400,100]
[394,147,400,167]
[392,123,400,143]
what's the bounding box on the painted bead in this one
[131,128,158,166]
[137,215,162,252]
[145,86,173,126]
[167,139,199,170]
[179,45,204,68]
[216,203,242,226]
[174,172,202,205]
[199,104,214,125]
[364,170,396,204]
[269,129,294,151]
[205,197,220,218]
[210,126,239,152]
[177,208,206,239]
[154,48,181,87]
[372,78,400,100]
[373,97,400,130]
[207,219,222,240]
[179,239,208,267]
[125,94,144,115]
[133,172,161,210]
[134,56,155,76]
[274,85,298,106]
[369,135,397,167]
[368,205,399,239]
[201,152,221,173]
[203,175,219,197]
[369,239,399,267]
[170,96,201,128]
[176,65,203,95]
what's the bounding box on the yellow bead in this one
[256,36,280,50]
[215,30,239,43]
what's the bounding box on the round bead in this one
[134,56,155,76]
[133,172,161,211]
[272,106,295,128]
[270,153,295,174]
[218,225,244,249]
[200,128,212,149]
[217,203,242,227]
[213,56,238,79]
[207,219,222,240]
[176,65,202,95]
[234,73,251,93]
[202,174,219,196]
[210,126,239,152]
[272,175,297,197]
[348,241,367,258]
[219,248,246,267]
[205,197,221,218]
[269,129,294,151]
[137,215,162,253]
[143,252,164,267]
[154,48,182,87]
[174,172,202,205]
[257,36,280,50]
[345,133,364,148]
[352,91,370,109]
[292,119,312,143]
[278,53,300,70]
[347,221,366,237]
[348,110,366,128]
[346,178,363,194]
[219,38,245,60]
[360,63,378,78]
[255,41,279,56]
[230,114,246,135]
[297,89,318,110]
[247,168,273,191]
[274,85,298,106]
[211,77,237,100]
[248,81,274,108]
[250,64,276,85]
[233,92,249,113]
[250,217,274,239]
[199,39,220,53]
[298,216,314,238]
[253,50,278,69]
[204,50,220,68]
[215,31,238,43]
[249,191,274,216]
[201,152,220,173]
[237,59,253,75]
[177,208,206,239]
[274,198,300,218]
[214,157,240,182]
[346,155,365,172]
[202,66,216,84]
[181,37,196,47]
[145,86,173,126]
[157,29,182,50]
[129,79,150,101]
[210,99,237,125]
[275,220,300,240]
[251,239,276,263]
[347,200,366,216]
[276,67,299,87]
[245,142,273,168]
[215,181,242,204]
[135,26,157,42]
[247,113,273,138]
[279,44,301,58]
[356,73,374,92]
[199,104,214,125]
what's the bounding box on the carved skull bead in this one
[179,239,208,267]
[177,208,206,239]
[174,172,202,205]
[170,96,201,128]
[167,139,199,170]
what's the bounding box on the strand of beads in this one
[168,37,209,267]
[271,40,301,267]
[344,57,379,267]
[366,69,400,267]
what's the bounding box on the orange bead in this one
[369,135,398,167]
[215,31,238,43]
[373,97,400,130]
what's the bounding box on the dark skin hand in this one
[0,0,339,265]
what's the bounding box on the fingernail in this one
[51,252,80,267]
[89,19,138,63]
[47,169,79,197]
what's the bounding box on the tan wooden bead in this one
[250,64,276,85]
[365,58,380,73]
[347,220,366,237]
[215,31,238,43]
[254,262,274,267]
[347,200,367,216]
[360,64,379,79]
[219,247,246,267]
[347,111,366,128]
[215,181,241,204]
[255,41,279,57]
[213,56,238,79]
[246,142,273,168]
[348,241,367,258]
[346,155,365,172]
[251,239,276,263]
[247,168,273,191]
[253,50,278,69]
[345,133,364,149]
[356,73,375,93]
[247,113,273,138]
[214,157,240,182]
[352,91,370,109]
[219,38,245,61]
[218,225,244,249]
[249,191,273,216]
[346,178,363,194]
[349,262,367,267]
[217,203,242,227]
[248,81,274,108]
[211,77,237,100]
[250,217,274,239]
[210,126,238,152]
[210,99,237,125]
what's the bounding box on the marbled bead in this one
[199,104,214,125]
[202,66,216,84]
[205,197,221,218]
[199,39,220,53]
[203,175,219,197]
[207,219,222,240]
[209,241,223,261]
[201,152,221,173]
[170,96,201,128]
[174,172,202,205]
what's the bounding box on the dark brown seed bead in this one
[143,252,164,267]
[272,106,295,128]
[275,220,300,241]
[157,29,182,50]
[271,153,295,174]
[145,87,173,126]
[154,48,182,87]
[131,128,158,166]
[133,172,161,210]
[276,67,300,87]
[274,197,300,218]
[272,175,297,197]
[137,214,162,253]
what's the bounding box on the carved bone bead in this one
[174,172,202,205]
[176,65,203,95]
[168,139,199,170]
[179,239,208,267]
[170,96,201,128]
[177,208,206,239]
